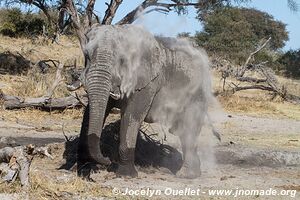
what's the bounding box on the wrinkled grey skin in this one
[77,25,213,178]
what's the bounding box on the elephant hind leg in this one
[174,102,205,179]
[117,87,157,177]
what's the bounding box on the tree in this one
[278,49,300,78]
[0,0,296,50]
[0,8,46,37]
[195,7,289,64]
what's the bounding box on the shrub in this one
[278,49,300,79]
[0,8,46,37]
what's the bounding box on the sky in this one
[94,0,300,51]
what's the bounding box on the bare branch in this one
[116,0,199,25]
[116,0,158,25]
[74,92,88,107]
[233,85,276,92]
[239,37,271,77]
[18,0,55,28]
[84,0,97,27]
[144,8,171,15]
[44,63,64,99]
[236,77,267,83]
[59,0,87,47]
[102,0,123,25]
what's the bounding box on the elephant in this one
[77,24,214,179]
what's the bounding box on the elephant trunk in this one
[85,50,112,165]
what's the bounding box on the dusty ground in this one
[0,108,299,200]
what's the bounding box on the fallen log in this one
[0,143,53,188]
[0,91,87,110]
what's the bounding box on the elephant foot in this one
[93,155,111,166]
[116,164,138,178]
[77,162,94,180]
[117,148,137,177]
[176,166,201,179]
[176,163,201,179]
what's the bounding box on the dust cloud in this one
[85,22,220,175]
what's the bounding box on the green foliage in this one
[287,0,299,12]
[195,7,289,64]
[0,22,16,37]
[0,8,46,37]
[278,49,300,79]
[177,32,191,38]
[196,0,251,21]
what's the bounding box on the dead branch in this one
[19,0,55,29]
[0,145,53,188]
[44,62,64,99]
[238,37,271,77]
[33,146,54,160]
[0,91,87,110]
[0,147,15,162]
[212,37,300,104]
[116,0,158,25]
[233,85,275,92]
[74,92,88,107]
[116,0,199,25]
[59,0,87,47]
[236,77,267,83]
[84,0,97,27]
[102,0,123,25]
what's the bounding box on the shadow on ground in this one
[59,120,183,175]
[0,51,31,75]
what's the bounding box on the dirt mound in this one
[0,51,31,75]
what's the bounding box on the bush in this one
[278,49,300,79]
[0,22,16,37]
[0,8,46,37]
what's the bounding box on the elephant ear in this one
[111,27,164,98]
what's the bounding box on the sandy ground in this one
[0,111,299,200]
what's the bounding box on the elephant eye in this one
[119,57,128,66]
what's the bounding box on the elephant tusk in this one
[66,80,83,91]
[110,92,121,100]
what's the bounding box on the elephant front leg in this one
[117,118,139,177]
[117,88,156,177]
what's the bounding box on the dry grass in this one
[225,130,300,151]
[212,71,300,120]
[0,73,69,98]
[0,108,83,132]
[0,143,130,200]
[0,35,82,66]
[219,95,276,114]
[278,76,300,96]
[0,35,83,98]
[217,94,300,120]
[0,167,114,200]
[29,171,113,200]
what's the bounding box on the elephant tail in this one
[206,113,221,141]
